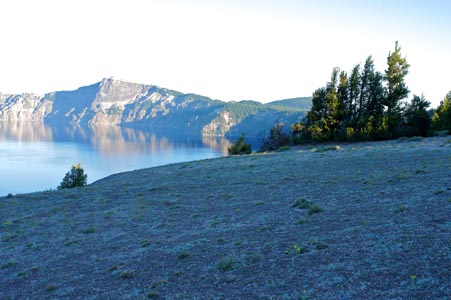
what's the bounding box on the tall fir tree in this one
[347,65,361,124]
[384,41,410,136]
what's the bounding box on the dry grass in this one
[1,136,451,299]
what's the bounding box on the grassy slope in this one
[1,137,451,300]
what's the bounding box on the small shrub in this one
[245,253,262,265]
[313,241,329,250]
[177,252,190,259]
[150,279,169,288]
[140,239,152,247]
[104,210,115,219]
[58,163,88,189]
[395,205,407,213]
[120,270,135,279]
[45,286,57,292]
[228,133,252,155]
[278,145,291,152]
[216,255,238,272]
[295,218,306,225]
[82,227,96,234]
[1,259,17,270]
[308,205,323,215]
[285,244,308,255]
[147,291,159,298]
[293,198,324,215]
[293,244,307,254]
[292,198,313,209]
[6,193,13,199]
[2,233,18,242]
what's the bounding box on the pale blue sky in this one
[0,0,449,106]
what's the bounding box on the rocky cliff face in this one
[0,93,52,121]
[0,78,310,137]
[202,111,236,136]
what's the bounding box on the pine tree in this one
[305,87,327,141]
[323,68,341,140]
[403,94,431,137]
[431,91,451,134]
[347,65,361,124]
[336,70,349,137]
[357,56,373,122]
[261,121,290,150]
[58,164,88,189]
[384,41,410,136]
[365,66,386,139]
[228,133,252,155]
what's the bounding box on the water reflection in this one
[0,121,232,156]
[0,121,54,142]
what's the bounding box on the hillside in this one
[0,78,311,138]
[1,136,451,299]
[267,97,313,111]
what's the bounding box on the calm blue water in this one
[0,122,231,195]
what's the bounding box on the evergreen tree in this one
[336,70,349,138]
[228,133,252,155]
[261,121,290,150]
[402,94,431,137]
[302,69,342,141]
[431,91,451,134]
[323,68,341,140]
[304,87,327,141]
[58,164,88,189]
[357,57,373,122]
[365,67,386,139]
[384,41,410,136]
[347,65,361,123]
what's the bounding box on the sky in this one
[0,0,450,107]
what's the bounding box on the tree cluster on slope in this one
[291,42,436,142]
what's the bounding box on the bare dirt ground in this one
[1,136,451,299]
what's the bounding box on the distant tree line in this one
[289,42,451,143]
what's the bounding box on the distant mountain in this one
[0,78,311,138]
[267,97,312,111]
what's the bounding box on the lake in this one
[0,122,233,196]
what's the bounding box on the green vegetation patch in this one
[82,227,96,234]
[1,259,17,270]
[292,198,323,215]
[292,198,313,209]
[216,255,239,272]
